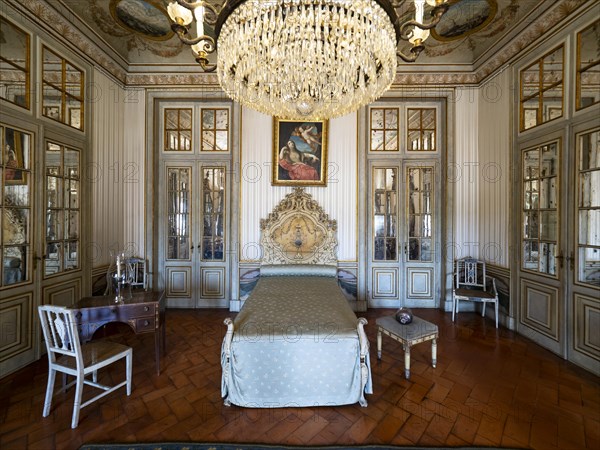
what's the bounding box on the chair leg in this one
[126,350,132,396]
[495,301,499,328]
[452,296,457,322]
[482,301,486,317]
[43,368,56,418]
[71,373,84,429]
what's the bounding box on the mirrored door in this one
[517,137,565,354]
[402,163,438,308]
[158,161,229,308]
[569,126,600,374]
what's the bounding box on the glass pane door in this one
[570,127,600,373]
[522,142,559,276]
[577,129,600,286]
[166,167,191,261]
[1,126,33,287]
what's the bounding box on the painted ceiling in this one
[57,0,548,68]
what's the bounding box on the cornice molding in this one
[473,0,588,83]
[8,0,591,89]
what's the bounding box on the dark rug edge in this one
[79,443,524,450]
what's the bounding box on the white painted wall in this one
[240,108,358,262]
[122,89,146,259]
[453,86,480,260]
[91,69,146,266]
[478,69,511,267]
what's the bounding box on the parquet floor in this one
[1,308,599,450]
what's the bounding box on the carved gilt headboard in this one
[260,188,337,265]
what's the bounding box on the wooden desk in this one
[69,291,166,375]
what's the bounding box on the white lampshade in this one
[167,1,193,26]
[409,27,430,44]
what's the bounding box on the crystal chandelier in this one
[167,0,449,119]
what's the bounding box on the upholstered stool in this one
[376,315,438,379]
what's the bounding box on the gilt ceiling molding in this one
[12,0,127,83]
[125,72,220,87]
[473,0,588,83]
[8,0,590,90]
[125,0,586,88]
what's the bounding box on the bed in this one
[221,188,372,408]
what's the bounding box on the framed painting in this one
[272,118,328,186]
[4,128,29,185]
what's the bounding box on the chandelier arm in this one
[399,15,442,40]
[397,50,418,63]
[397,43,424,63]
[173,26,216,50]
[197,58,217,72]
[398,2,449,40]
[174,0,221,25]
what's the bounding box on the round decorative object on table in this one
[395,307,413,325]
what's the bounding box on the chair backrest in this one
[105,256,148,295]
[125,257,147,290]
[455,257,487,290]
[38,305,82,366]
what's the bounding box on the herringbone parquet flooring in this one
[1,308,598,450]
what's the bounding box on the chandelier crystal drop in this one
[216,1,398,120]
[168,0,450,120]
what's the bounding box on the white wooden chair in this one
[452,257,499,328]
[38,305,132,428]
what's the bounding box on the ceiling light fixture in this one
[168,0,449,119]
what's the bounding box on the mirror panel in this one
[0,17,30,109]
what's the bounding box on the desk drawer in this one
[126,304,156,318]
[135,317,156,332]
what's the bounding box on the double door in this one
[516,121,600,375]
[368,160,441,308]
[158,161,229,308]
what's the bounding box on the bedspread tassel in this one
[357,317,369,407]
[222,318,234,406]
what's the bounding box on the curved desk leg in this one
[377,328,382,360]
[432,338,437,368]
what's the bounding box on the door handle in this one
[556,252,575,271]
[556,252,564,269]
[567,252,575,271]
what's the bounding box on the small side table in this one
[376,315,438,379]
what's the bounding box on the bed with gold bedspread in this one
[221,189,372,407]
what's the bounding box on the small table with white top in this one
[376,315,438,379]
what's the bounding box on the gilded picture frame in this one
[272,118,328,187]
[4,128,29,186]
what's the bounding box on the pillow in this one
[260,264,338,278]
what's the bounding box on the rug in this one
[80,443,520,450]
